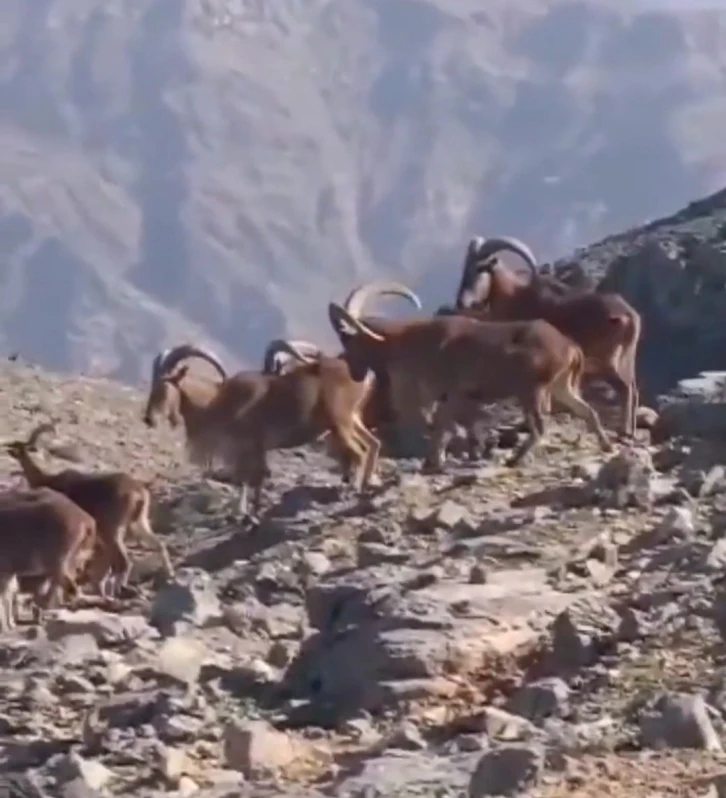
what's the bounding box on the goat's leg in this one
[132,515,174,578]
[7,577,18,631]
[597,354,637,439]
[85,544,115,598]
[506,393,546,467]
[550,369,613,453]
[423,397,460,473]
[330,425,368,493]
[616,345,639,439]
[351,416,382,489]
[0,575,13,632]
[103,531,132,597]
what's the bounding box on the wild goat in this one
[328,302,613,470]
[5,424,172,597]
[454,236,641,437]
[0,486,96,631]
[144,342,381,523]
[337,282,505,458]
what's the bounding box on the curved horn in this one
[343,281,422,320]
[328,303,385,341]
[26,422,56,449]
[262,339,320,374]
[155,344,227,381]
[468,236,539,277]
[151,348,171,382]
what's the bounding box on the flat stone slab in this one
[284,566,578,712]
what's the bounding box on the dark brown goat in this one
[5,424,172,597]
[328,302,612,470]
[454,236,641,437]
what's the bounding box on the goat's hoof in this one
[240,513,260,530]
[421,459,444,475]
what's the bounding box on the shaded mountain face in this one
[3,0,726,385]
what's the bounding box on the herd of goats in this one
[0,235,648,631]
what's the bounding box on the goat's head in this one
[342,281,421,322]
[455,236,539,310]
[328,303,385,380]
[328,303,385,346]
[5,421,56,461]
[143,344,227,428]
[262,339,321,375]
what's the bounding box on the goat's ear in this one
[168,365,189,385]
[475,255,498,272]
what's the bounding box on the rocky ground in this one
[2,358,726,797]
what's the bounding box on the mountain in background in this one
[3,0,726,386]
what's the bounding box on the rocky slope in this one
[2,357,726,796]
[4,0,726,382]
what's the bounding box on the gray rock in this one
[481,707,538,742]
[150,568,223,636]
[44,610,151,646]
[468,743,545,797]
[506,678,571,725]
[223,719,316,779]
[549,610,597,672]
[286,566,572,715]
[335,750,479,797]
[385,721,427,751]
[639,693,722,751]
[589,447,655,509]
[45,752,114,792]
[151,637,206,687]
[0,774,48,798]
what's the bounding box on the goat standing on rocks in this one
[5,423,172,597]
[328,300,613,470]
[0,486,97,631]
[144,342,381,524]
[454,236,641,438]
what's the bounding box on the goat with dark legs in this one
[454,236,641,438]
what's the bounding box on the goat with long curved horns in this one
[454,236,641,438]
[328,297,613,471]
[143,341,381,523]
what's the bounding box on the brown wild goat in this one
[0,486,97,631]
[5,424,172,597]
[336,282,512,459]
[454,236,641,437]
[328,301,613,470]
[144,342,381,523]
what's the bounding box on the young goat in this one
[329,302,613,471]
[454,236,641,438]
[0,487,96,631]
[5,424,172,597]
[144,342,381,523]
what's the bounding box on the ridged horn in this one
[343,280,422,320]
[151,348,171,382]
[26,422,56,449]
[154,344,227,381]
[262,339,320,374]
[328,303,385,341]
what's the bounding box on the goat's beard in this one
[185,431,243,477]
[185,436,219,472]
